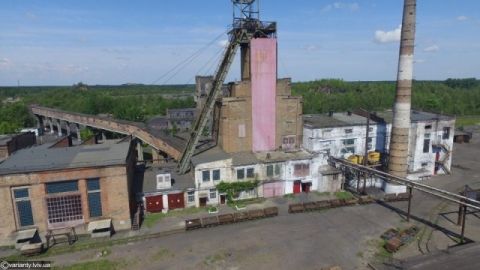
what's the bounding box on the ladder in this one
[178,35,240,174]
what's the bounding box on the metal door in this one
[168,193,185,210]
[145,195,163,213]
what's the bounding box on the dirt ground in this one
[30,129,480,269]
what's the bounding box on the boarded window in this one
[212,169,220,181]
[238,124,246,138]
[294,164,310,177]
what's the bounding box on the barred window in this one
[46,194,83,224]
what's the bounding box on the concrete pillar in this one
[47,118,54,134]
[101,132,107,142]
[65,122,71,136]
[152,148,161,165]
[137,141,144,162]
[56,120,62,136]
[388,0,416,178]
[36,115,45,136]
[76,124,82,143]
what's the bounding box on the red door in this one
[293,181,301,194]
[146,195,163,213]
[168,193,185,210]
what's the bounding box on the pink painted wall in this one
[251,38,277,152]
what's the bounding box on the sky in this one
[0,0,479,86]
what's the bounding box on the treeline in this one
[1,78,479,134]
[292,78,480,116]
[0,84,195,134]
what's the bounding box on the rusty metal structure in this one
[330,156,480,243]
[388,0,416,177]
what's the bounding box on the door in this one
[145,195,163,213]
[199,197,207,207]
[168,193,185,210]
[293,181,302,194]
[263,182,285,198]
[220,195,226,205]
[302,182,312,193]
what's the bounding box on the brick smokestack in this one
[388,0,416,178]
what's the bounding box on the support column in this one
[137,141,144,162]
[56,120,63,136]
[48,118,54,134]
[76,124,82,143]
[460,204,467,243]
[101,132,107,142]
[152,148,161,165]
[65,122,71,136]
[36,115,45,136]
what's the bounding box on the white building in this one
[303,110,455,182]
[190,147,342,207]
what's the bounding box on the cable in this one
[150,30,228,85]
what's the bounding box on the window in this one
[209,189,216,199]
[343,139,355,145]
[368,127,373,132]
[246,168,255,178]
[187,191,195,203]
[367,137,373,143]
[425,133,431,139]
[275,164,280,175]
[237,169,245,180]
[87,178,102,218]
[202,171,210,182]
[267,165,273,177]
[13,187,34,227]
[46,195,83,224]
[212,170,220,181]
[294,163,310,177]
[46,181,78,194]
[425,125,432,129]
[282,135,296,150]
[443,127,450,140]
[45,180,83,225]
[345,129,353,134]
[421,162,428,167]
[423,139,430,153]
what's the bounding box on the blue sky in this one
[0,0,479,86]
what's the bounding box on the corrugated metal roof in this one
[304,113,373,129]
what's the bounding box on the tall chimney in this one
[388,0,416,178]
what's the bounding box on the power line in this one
[150,30,228,85]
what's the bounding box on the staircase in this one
[434,143,451,174]
[131,205,141,231]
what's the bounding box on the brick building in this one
[0,132,36,161]
[0,139,135,243]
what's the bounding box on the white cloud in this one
[457,15,468,21]
[374,25,401,44]
[303,44,320,52]
[414,59,426,64]
[0,58,10,64]
[423,45,439,53]
[322,2,359,12]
